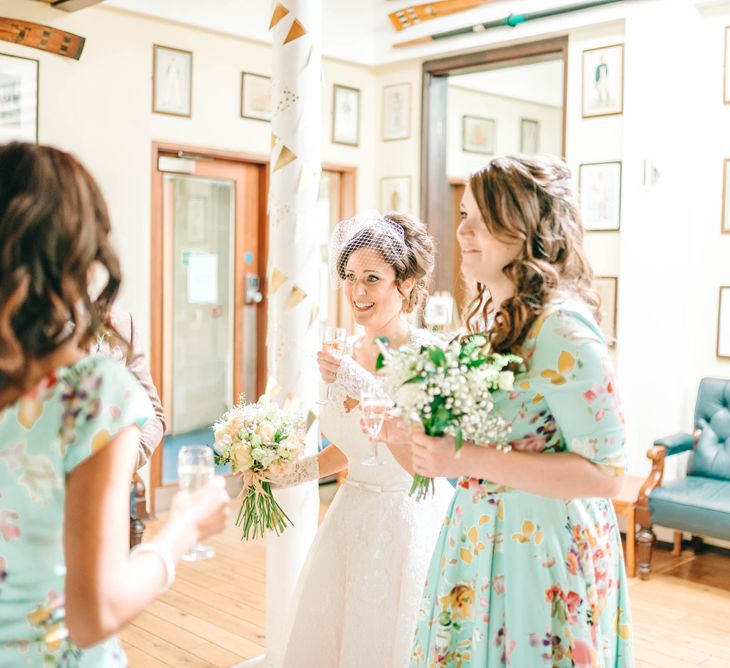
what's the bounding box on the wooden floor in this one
[121,499,730,668]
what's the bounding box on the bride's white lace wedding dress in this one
[280,330,454,668]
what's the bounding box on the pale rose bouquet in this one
[213,395,305,540]
[377,333,522,501]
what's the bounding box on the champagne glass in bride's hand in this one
[178,445,216,561]
[360,389,392,466]
[316,326,347,405]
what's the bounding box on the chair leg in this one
[129,475,146,548]
[636,525,655,580]
[672,531,683,556]
[691,535,704,555]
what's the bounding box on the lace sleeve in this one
[335,355,383,397]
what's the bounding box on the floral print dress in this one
[0,355,151,667]
[411,301,633,668]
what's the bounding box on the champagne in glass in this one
[317,326,347,405]
[360,390,392,466]
[178,445,216,562]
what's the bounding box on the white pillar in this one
[235,2,322,667]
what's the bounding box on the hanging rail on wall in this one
[393,0,624,48]
[389,0,499,31]
[0,17,85,59]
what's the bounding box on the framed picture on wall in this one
[0,52,38,143]
[241,72,272,121]
[593,276,618,347]
[724,26,730,104]
[520,118,539,153]
[153,45,193,117]
[381,176,411,213]
[332,84,360,146]
[722,158,730,234]
[579,161,622,231]
[718,286,730,358]
[582,43,624,118]
[382,82,410,141]
[462,115,496,154]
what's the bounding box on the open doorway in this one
[421,37,568,323]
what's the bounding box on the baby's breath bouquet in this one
[213,396,305,540]
[377,334,522,501]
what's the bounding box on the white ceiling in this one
[449,58,564,107]
[104,0,634,66]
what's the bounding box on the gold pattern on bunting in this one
[306,410,317,431]
[269,2,290,30]
[268,268,288,296]
[271,133,279,150]
[283,19,307,45]
[308,304,319,330]
[286,285,307,310]
[274,145,297,172]
[306,42,319,68]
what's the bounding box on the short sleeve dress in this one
[0,355,152,667]
[410,300,634,668]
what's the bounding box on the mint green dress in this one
[0,355,151,667]
[411,301,634,667]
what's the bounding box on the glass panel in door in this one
[163,175,234,484]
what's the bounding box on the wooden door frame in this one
[149,144,356,507]
[149,141,269,507]
[421,37,569,293]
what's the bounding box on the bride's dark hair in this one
[463,154,600,352]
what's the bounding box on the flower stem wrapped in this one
[213,396,305,540]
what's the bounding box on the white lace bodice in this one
[319,328,443,487]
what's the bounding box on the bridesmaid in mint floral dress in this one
[0,143,229,667]
[399,155,633,667]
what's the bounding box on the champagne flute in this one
[360,389,392,466]
[316,326,347,405]
[178,445,216,562]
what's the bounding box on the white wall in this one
[446,85,563,178]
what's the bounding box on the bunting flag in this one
[286,285,307,310]
[283,18,307,45]
[269,2,290,30]
[268,268,288,296]
[274,145,297,172]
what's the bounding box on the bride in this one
[273,212,454,668]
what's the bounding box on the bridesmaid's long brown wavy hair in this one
[463,154,599,353]
[0,142,121,393]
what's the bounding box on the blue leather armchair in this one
[636,378,730,579]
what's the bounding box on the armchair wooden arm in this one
[636,430,700,578]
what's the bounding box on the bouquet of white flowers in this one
[377,334,522,501]
[213,396,305,540]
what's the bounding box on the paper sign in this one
[186,252,218,304]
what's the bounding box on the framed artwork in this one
[520,118,539,153]
[153,45,193,117]
[579,161,622,231]
[593,276,618,347]
[381,176,411,213]
[462,115,496,154]
[582,43,624,118]
[724,26,729,104]
[382,82,410,141]
[722,158,730,234]
[332,84,360,146]
[718,286,730,359]
[241,72,272,121]
[0,52,38,143]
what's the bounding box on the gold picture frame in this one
[152,45,193,118]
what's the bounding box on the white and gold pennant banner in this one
[238,2,323,667]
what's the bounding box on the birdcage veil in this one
[328,210,409,286]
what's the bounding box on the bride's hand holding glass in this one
[316,326,347,404]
